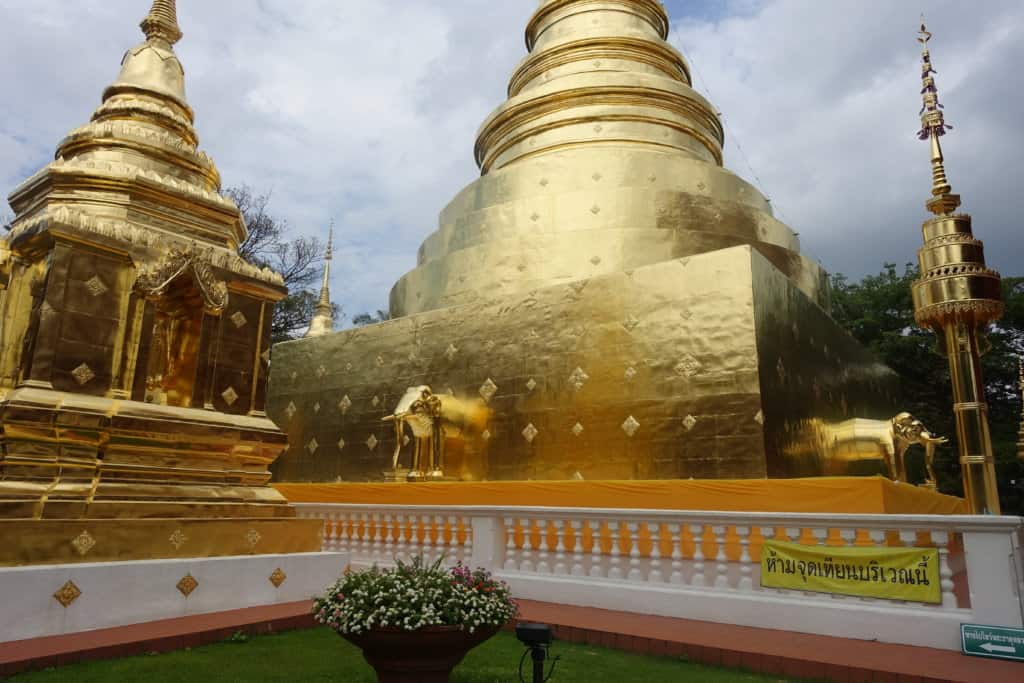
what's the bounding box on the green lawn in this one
[11,627,797,682]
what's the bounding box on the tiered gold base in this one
[0,517,323,567]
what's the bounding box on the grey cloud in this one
[1,0,1019,322]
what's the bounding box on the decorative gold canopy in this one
[389,0,827,318]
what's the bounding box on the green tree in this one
[351,309,390,327]
[225,186,338,344]
[830,263,1024,513]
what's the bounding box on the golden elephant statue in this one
[804,412,948,485]
[383,386,489,482]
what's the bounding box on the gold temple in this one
[0,0,321,565]
[268,0,898,484]
[910,22,1003,515]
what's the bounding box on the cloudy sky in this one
[1,1,1021,324]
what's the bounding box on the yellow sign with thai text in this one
[759,540,941,604]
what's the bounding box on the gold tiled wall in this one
[269,246,894,483]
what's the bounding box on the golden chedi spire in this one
[140,0,183,46]
[0,2,317,565]
[910,20,1003,514]
[4,0,272,267]
[389,0,827,317]
[306,225,335,337]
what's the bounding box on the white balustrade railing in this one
[296,503,1024,651]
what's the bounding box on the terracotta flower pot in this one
[340,623,501,683]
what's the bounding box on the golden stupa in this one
[0,0,321,565]
[268,0,896,483]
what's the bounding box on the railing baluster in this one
[668,522,683,585]
[462,516,473,564]
[608,521,623,580]
[553,520,567,575]
[503,517,519,571]
[627,521,643,582]
[393,514,406,562]
[648,522,664,583]
[589,519,604,578]
[737,525,753,591]
[536,518,551,573]
[520,517,535,572]
[712,525,730,589]
[689,523,706,587]
[570,520,585,576]
[933,530,958,608]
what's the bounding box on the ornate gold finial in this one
[911,19,1003,514]
[140,0,183,46]
[917,18,959,215]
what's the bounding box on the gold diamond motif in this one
[402,434,410,446]
[479,378,498,403]
[568,367,589,392]
[245,528,261,549]
[366,434,378,451]
[674,354,702,378]
[621,416,641,437]
[53,580,82,608]
[375,355,385,367]
[525,378,537,392]
[338,395,352,414]
[84,275,108,297]
[754,410,764,425]
[572,422,584,437]
[371,395,380,408]
[230,311,247,328]
[683,415,698,431]
[444,344,459,362]
[176,573,198,597]
[269,568,287,588]
[337,436,346,450]
[169,528,187,550]
[307,438,319,454]
[72,363,95,386]
[313,401,321,413]
[624,366,637,381]
[522,423,538,443]
[221,386,238,406]
[71,530,95,556]
[623,315,640,332]
[285,401,297,419]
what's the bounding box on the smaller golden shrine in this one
[0,0,321,565]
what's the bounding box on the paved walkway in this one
[1,599,1019,681]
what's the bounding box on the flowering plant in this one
[313,556,517,635]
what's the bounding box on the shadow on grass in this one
[11,627,799,682]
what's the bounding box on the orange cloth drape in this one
[274,476,965,514]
